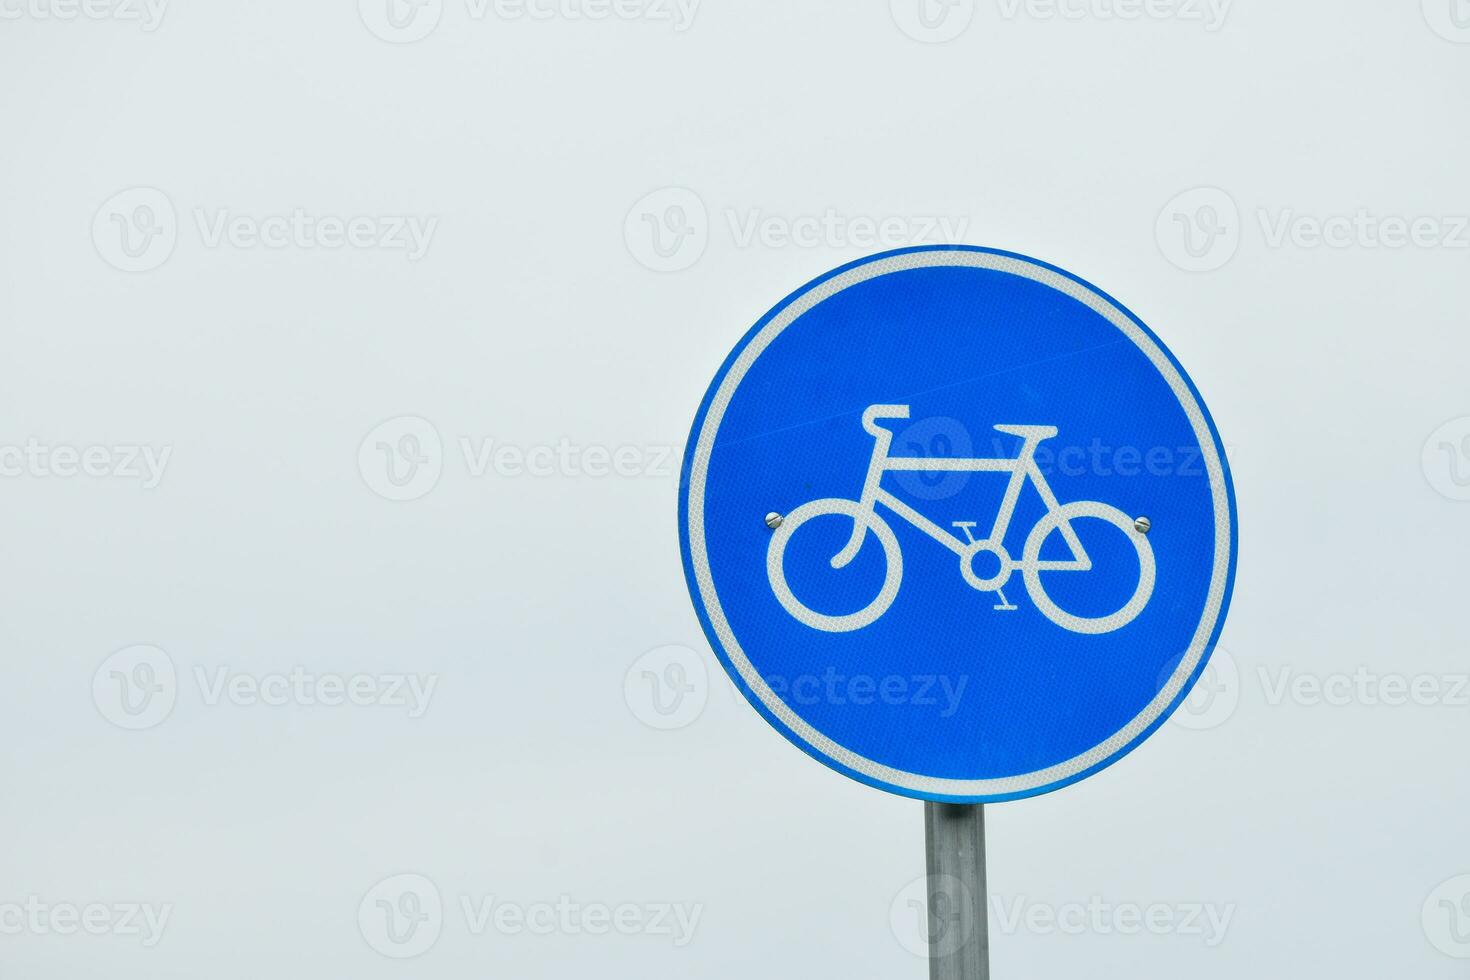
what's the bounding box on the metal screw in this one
[1134,516,1151,534]
[765,512,784,530]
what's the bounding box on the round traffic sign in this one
[679,246,1236,802]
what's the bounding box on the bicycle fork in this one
[832,406,909,569]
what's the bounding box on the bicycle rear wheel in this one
[1021,501,1155,635]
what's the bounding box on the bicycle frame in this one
[832,404,1090,573]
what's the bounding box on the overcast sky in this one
[2,1,1468,976]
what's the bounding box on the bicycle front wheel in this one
[767,498,902,633]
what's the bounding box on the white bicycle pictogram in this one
[767,405,1156,635]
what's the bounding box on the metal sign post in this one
[924,803,989,980]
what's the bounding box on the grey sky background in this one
[2,1,1468,976]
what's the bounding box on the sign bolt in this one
[1133,516,1151,534]
[765,512,784,530]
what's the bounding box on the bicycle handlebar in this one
[862,404,911,436]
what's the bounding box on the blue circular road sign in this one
[679,246,1236,802]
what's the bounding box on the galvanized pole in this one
[924,802,989,979]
